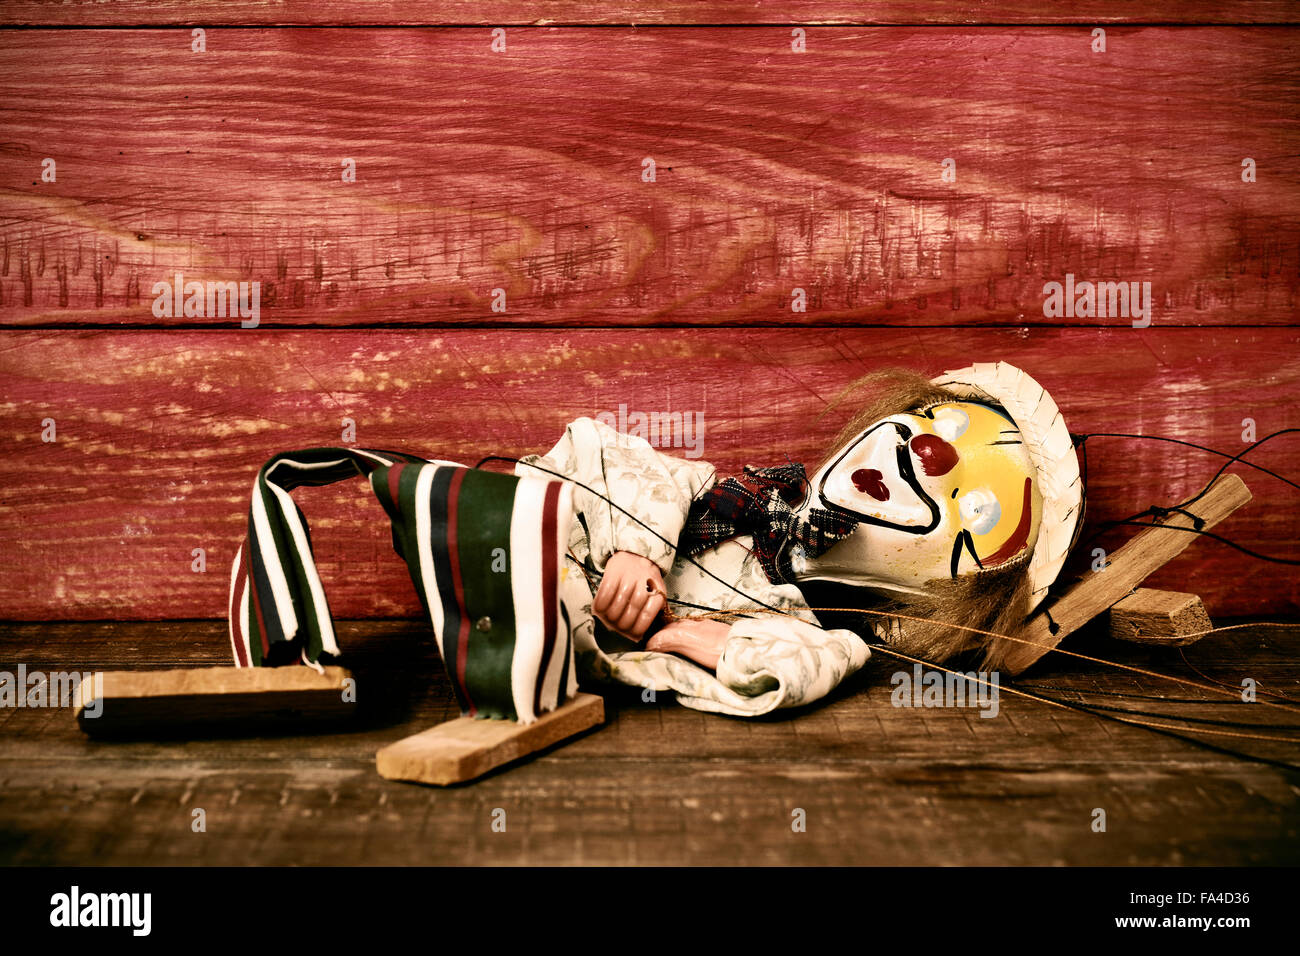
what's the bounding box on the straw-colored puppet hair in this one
[802,368,1035,671]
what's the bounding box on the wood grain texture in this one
[2,620,1297,865]
[1107,588,1213,645]
[1,28,1297,328]
[376,692,604,785]
[1,327,1296,621]
[76,665,357,735]
[3,2,1299,26]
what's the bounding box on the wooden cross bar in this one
[1002,474,1252,674]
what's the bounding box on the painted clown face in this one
[795,401,1043,593]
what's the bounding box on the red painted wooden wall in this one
[1,6,1297,623]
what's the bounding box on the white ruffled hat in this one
[931,362,1084,610]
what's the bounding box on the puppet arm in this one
[645,618,730,668]
[646,614,871,708]
[619,614,871,716]
[710,616,870,711]
[517,416,716,575]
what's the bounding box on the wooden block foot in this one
[376,692,605,786]
[75,665,356,736]
[1107,588,1213,645]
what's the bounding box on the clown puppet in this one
[229,361,1083,722]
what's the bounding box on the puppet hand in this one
[593,551,667,641]
[645,618,732,670]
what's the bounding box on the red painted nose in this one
[910,434,959,477]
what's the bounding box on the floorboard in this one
[2,619,1296,865]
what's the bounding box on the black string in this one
[1074,427,1299,564]
[1075,430,1300,493]
[1036,698,1300,732]
[1102,521,1300,565]
[474,454,786,615]
[1010,683,1300,772]
[478,441,1297,628]
[474,449,1300,765]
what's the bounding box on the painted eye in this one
[932,407,970,443]
[958,489,1001,535]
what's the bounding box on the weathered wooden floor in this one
[2,619,1297,866]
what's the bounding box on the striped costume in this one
[228,447,576,724]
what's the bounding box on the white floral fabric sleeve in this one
[712,617,871,713]
[517,416,716,574]
[610,615,870,717]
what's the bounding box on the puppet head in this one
[793,363,1084,668]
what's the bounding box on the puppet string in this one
[1088,522,1300,565]
[1075,428,1300,493]
[582,553,1300,708]
[865,642,1300,744]
[577,562,1300,747]
[479,454,784,616]
[576,561,1300,733]
[1177,645,1299,706]
[858,642,1300,765]
[479,454,1300,750]
[680,604,1300,717]
[1015,684,1273,705]
[823,618,1300,746]
[1074,427,1299,561]
[494,452,1297,709]
[1021,699,1300,731]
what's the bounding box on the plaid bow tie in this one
[679,462,859,584]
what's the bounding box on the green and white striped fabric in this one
[228,447,578,723]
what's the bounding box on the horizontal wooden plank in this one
[1107,587,1214,645]
[3,3,1299,26]
[1,28,1296,328]
[0,326,1296,620]
[76,665,357,735]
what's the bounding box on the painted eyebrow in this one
[989,439,1023,445]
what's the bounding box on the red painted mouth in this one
[851,468,889,501]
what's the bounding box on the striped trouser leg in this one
[228,447,578,723]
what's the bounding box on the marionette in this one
[227,361,1084,722]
